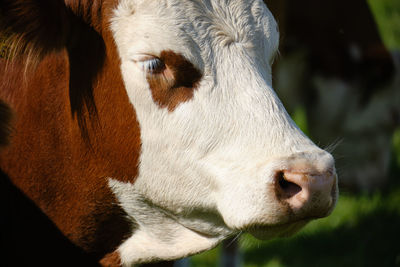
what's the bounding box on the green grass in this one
[191,188,400,267]
[242,188,400,267]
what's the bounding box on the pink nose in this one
[275,168,337,218]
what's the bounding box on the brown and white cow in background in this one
[0,0,338,266]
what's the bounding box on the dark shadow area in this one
[66,8,105,144]
[266,0,399,192]
[244,209,400,267]
[141,261,176,267]
[387,148,400,190]
[0,170,100,267]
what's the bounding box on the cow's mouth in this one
[247,219,310,240]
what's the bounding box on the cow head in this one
[108,0,338,264]
[0,0,338,265]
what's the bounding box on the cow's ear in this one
[0,0,69,62]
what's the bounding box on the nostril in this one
[277,171,302,199]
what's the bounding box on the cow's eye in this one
[137,57,165,74]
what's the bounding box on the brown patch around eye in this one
[147,50,202,111]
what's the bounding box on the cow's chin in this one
[247,220,310,240]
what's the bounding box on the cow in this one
[0,0,338,266]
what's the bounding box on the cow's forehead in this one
[112,0,279,70]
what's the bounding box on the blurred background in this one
[175,0,400,266]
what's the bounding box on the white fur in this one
[110,0,335,265]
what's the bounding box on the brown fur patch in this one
[0,0,69,65]
[147,50,202,111]
[100,251,122,267]
[0,36,10,58]
[0,0,139,263]
[0,0,116,141]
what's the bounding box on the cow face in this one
[109,0,338,264]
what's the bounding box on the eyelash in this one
[139,58,165,74]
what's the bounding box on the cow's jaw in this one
[110,0,338,265]
[108,179,226,264]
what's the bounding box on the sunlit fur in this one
[110,0,337,265]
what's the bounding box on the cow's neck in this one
[0,38,139,259]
